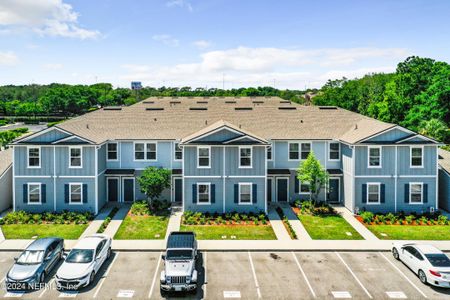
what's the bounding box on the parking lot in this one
[0,251,450,299]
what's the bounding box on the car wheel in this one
[392,248,400,260]
[107,247,111,259]
[418,270,427,285]
[89,272,95,286]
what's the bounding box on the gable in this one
[52,136,91,144]
[193,128,242,143]
[363,127,412,143]
[396,135,438,144]
[19,127,71,144]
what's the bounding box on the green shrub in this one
[360,211,374,224]
[405,215,415,224]
[438,215,448,225]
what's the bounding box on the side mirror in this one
[14,257,18,262]
[62,253,68,259]
[161,255,166,260]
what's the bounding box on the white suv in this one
[392,243,450,288]
[56,234,112,290]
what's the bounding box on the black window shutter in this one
[252,184,257,204]
[83,184,88,203]
[362,184,367,203]
[404,184,410,203]
[423,184,428,203]
[23,184,28,203]
[234,184,239,203]
[41,184,46,204]
[380,184,385,203]
[192,185,197,203]
[64,184,69,203]
[211,184,215,203]
[295,179,299,194]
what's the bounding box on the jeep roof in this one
[167,232,195,249]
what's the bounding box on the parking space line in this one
[204,252,207,299]
[39,278,55,298]
[93,251,120,298]
[147,251,162,299]
[291,252,316,298]
[247,251,261,299]
[335,252,372,299]
[379,252,428,299]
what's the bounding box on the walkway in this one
[333,206,379,241]
[80,205,114,238]
[279,203,312,240]
[103,204,131,238]
[164,204,182,240]
[267,206,291,240]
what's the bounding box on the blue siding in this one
[365,128,410,142]
[439,169,450,211]
[15,146,54,176]
[272,141,328,169]
[26,128,69,143]
[98,145,106,173]
[56,147,95,176]
[98,174,106,210]
[116,141,173,169]
[355,146,395,176]
[397,146,437,176]
[194,128,241,142]
[225,146,265,176]
[184,146,223,176]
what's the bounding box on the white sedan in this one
[55,234,112,290]
[392,243,450,288]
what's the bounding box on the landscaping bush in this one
[130,200,170,216]
[275,206,297,239]
[296,200,335,216]
[182,211,269,226]
[0,210,93,225]
[360,211,374,224]
[97,207,119,233]
[358,210,448,226]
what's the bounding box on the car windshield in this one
[166,249,193,260]
[16,250,44,265]
[425,254,450,267]
[65,249,94,263]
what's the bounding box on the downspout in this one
[53,146,56,212]
[12,146,15,212]
[223,146,226,214]
[394,146,398,213]
[94,145,98,215]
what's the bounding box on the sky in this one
[0,0,450,89]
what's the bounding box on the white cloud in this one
[43,63,63,70]
[0,51,19,66]
[166,0,193,12]
[0,0,100,39]
[152,34,179,47]
[193,40,212,49]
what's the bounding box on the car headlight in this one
[166,276,171,283]
[186,275,191,284]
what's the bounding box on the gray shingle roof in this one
[54,96,394,144]
[0,148,12,178]
[439,149,450,174]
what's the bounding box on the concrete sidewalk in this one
[102,204,131,238]
[80,205,114,238]
[164,205,182,240]
[267,207,291,240]
[279,204,312,240]
[333,206,379,241]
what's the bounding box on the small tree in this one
[297,151,329,202]
[137,167,171,205]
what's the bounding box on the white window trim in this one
[27,182,41,205]
[409,182,423,205]
[267,144,273,161]
[238,182,253,205]
[133,142,158,161]
[69,183,83,205]
[298,180,311,195]
[366,182,381,205]
[174,142,182,161]
[27,146,41,169]
[300,142,312,160]
[197,182,211,205]
[197,146,211,168]
[239,146,252,168]
[288,142,300,161]
[328,142,341,161]
[69,146,83,169]
[367,146,382,168]
[106,142,119,161]
[410,146,424,168]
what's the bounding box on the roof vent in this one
[280,100,291,104]
[252,101,264,104]
[278,107,296,110]
[104,106,122,111]
[170,101,181,104]
[143,100,154,104]
[145,107,164,111]
[225,101,236,104]
[196,101,208,104]
[318,106,338,110]
[189,107,207,111]
[235,107,253,111]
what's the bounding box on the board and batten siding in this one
[109,141,173,169]
[342,144,354,211]
[225,146,265,176]
[438,169,450,212]
[184,146,223,176]
[354,146,395,176]
[26,129,69,143]
[364,128,410,142]
[397,145,437,176]
[272,140,328,169]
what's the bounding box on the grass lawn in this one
[1,224,89,240]
[298,214,363,240]
[114,215,169,240]
[180,224,277,240]
[366,225,450,240]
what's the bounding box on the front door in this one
[277,178,288,202]
[123,178,135,202]
[107,178,119,202]
[267,178,272,202]
[328,178,340,202]
[174,178,182,202]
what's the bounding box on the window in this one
[174,143,182,160]
[197,183,210,204]
[69,147,82,168]
[368,146,381,167]
[367,183,380,204]
[197,147,210,168]
[410,147,423,167]
[28,183,41,204]
[289,143,299,160]
[239,147,252,168]
[410,183,423,204]
[134,142,157,160]
[267,146,272,160]
[301,143,311,159]
[329,142,340,160]
[69,183,83,204]
[107,143,118,160]
[299,181,310,194]
[28,147,40,168]
[239,183,252,204]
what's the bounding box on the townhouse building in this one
[11,97,441,215]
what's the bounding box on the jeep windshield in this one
[166,249,193,260]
